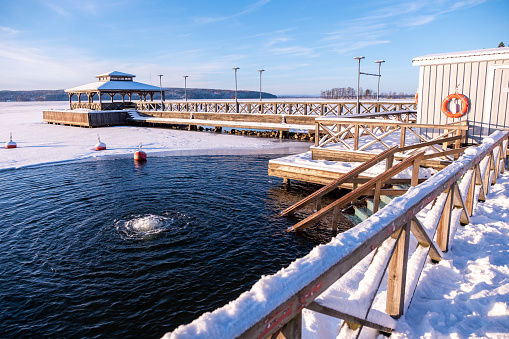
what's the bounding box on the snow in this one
[270,151,436,179]
[0,101,311,171]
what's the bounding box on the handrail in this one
[288,150,425,232]
[163,130,509,339]
[279,146,399,217]
[135,100,417,116]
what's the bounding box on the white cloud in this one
[0,26,19,35]
[193,0,271,24]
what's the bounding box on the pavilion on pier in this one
[65,71,164,110]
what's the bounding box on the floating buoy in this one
[5,133,16,149]
[134,143,147,162]
[95,134,106,151]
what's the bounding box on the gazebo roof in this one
[65,71,163,93]
[95,71,136,78]
[65,81,163,93]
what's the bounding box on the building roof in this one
[413,47,509,66]
[95,71,136,78]
[65,71,163,93]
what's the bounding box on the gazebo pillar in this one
[68,93,72,108]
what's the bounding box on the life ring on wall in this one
[414,92,418,105]
[441,93,469,118]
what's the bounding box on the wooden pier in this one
[164,130,509,339]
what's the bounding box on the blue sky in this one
[0,0,507,96]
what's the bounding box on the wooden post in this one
[315,123,320,147]
[411,155,421,187]
[354,125,360,150]
[331,206,341,231]
[386,221,410,318]
[273,311,302,339]
[465,166,477,217]
[373,181,382,213]
[436,187,453,252]
[385,154,394,172]
[400,127,406,148]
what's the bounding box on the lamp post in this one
[353,56,364,113]
[183,75,189,101]
[157,74,164,111]
[258,69,265,101]
[233,67,240,112]
[375,60,385,101]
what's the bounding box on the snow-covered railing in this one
[136,100,417,116]
[163,131,509,339]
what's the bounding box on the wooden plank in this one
[386,221,410,318]
[272,311,302,339]
[280,146,398,216]
[410,217,443,261]
[397,135,462,153]
[436,188,453,252]
[452,181,471,225]
[306,302,393,334]
[289,151,425,231]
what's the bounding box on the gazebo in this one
[65,71,164,110]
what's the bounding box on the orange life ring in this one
[414,92,418,105]
[441,93,469,118]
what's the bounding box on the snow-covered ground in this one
[393,173,509,338]
[0,101,311,170]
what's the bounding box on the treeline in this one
[0,89,277,102]
[320,87,414,99]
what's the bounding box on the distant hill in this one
[0,88,277,102]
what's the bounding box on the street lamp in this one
[233,67,240,112]
[157,74,164,111]
[258,69,265,101]
[183,75,189,101]
[353,57,365,113]
[375,60,385,101]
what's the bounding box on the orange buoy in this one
[95,135,106,151]
[441,93,469,118]
[414,91,418,105]
[134,143,147,162]
[5,133,17,149]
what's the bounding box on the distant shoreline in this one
[0,88,278,102]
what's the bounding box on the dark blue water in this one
[0,155,341,338]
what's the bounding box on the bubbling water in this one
[116,214,175,239]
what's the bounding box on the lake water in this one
[0,155,343,338]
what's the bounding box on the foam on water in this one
[116,214,175,239]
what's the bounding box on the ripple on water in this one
[0,155,338,339]
[114,212,189,240]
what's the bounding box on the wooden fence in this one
[312,117,469,168]
[135,100,416,115]
[163,130,509,339]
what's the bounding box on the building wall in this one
[416,56,509,144]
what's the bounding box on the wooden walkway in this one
[127,110,315,134]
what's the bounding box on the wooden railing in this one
[312,117,469,167]
[163,130,509,339]
[135,100,416,115]
[70,102,135,111]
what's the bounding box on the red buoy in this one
[5,133,16,149]
[95,135,106,151]
[134,143,147,162]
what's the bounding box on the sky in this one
[0,0,507,96]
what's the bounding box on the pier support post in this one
[214,126,222,133]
